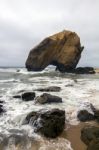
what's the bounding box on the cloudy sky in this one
[0,0,99,67]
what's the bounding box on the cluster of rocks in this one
[25,30,98,74]
[12,86,65,138]
[0,93,65,139]
[13,91,62,104]
[77,104,99,150]
[67,67,95,74]
[0,86,65,138]
[13,92,36,101]
[13,86,62,104]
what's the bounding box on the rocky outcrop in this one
[24,109,65,138]
[34,86,61,92]
[26,30,83,72]
[35,93,62,104]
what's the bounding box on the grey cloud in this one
[0,0,99,67]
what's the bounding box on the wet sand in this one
[65,123,87,150]
[62,121,99,150]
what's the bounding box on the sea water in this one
[0,66,99,150]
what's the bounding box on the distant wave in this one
[0,78,20,83]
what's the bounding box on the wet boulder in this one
[35,93,62,104]
[81,126,99,146]
[25,109,65,138]
[0,104,5,114]
[77,110,95,122]
[13,92,36,101]
[34,86,61,92]
[73,67,95,74]
[21,92,35,101]
[26,30,83,72]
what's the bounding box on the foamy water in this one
[0,67,99,150]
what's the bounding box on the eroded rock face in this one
[26,30,84,72]
[24,109,65,138]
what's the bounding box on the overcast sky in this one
[0,0,99,67]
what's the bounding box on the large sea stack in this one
[26,30,84,72]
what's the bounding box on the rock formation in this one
[24,109,65,138]
[35,93,62,104]
[81,126,99,150]
[13,92,36,101]
[77,110,95,122]
[26,30,84,72]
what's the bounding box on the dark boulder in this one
[21,92,35,101]
[35,93,62,104]
[34,86,61,92]
[25,109,65,138]
[26,30,83,72]
[13,92,36,101]
[81,126,99,145]
[74,67,95,74]
[77,110,95,122]
[0,104,5,114]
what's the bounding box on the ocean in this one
[0,66,99,150]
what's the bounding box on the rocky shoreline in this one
[0,75,99,150]
[24,29,99,148]
[0,30,99,150]
[0,85,98,150]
